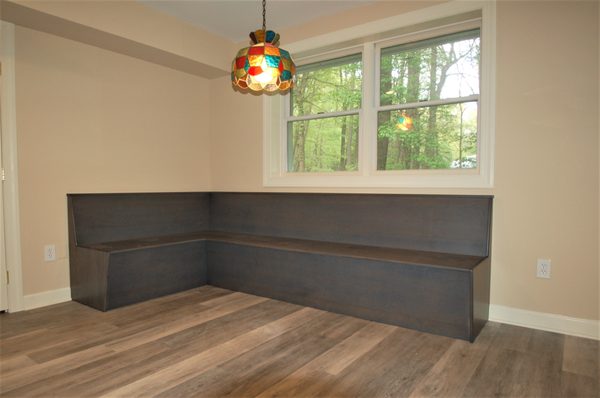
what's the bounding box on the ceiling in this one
[139,0,374,43]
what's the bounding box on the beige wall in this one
[493,1,598,320]
[15,26,211,295]
[211,1,600,320]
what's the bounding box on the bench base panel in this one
[70,242,207,311]
[207,241,484,341]
[106,241,207,310]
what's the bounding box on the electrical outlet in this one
[536,258,551,279]
[44,244,56,262]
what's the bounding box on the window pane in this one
[377,102,477,170]
[380,30,480,106]
[291,54,362,117]
[288,115,359,172]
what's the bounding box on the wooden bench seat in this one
[80,232,209,253]
[81,230,485,270]
[68,192,492,341]
[206,232,486,270]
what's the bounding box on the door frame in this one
[1,21,24,312]
[0,109,7,311]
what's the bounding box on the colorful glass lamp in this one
[231,0,296,93]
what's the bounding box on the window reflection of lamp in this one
[396,112,413,131]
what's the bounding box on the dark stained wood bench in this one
[67,193,210,311]
[68,192,493,341]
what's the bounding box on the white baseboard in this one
[23,288,72,310]
[489,304,599,340]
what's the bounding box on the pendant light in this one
[231,0,296,93]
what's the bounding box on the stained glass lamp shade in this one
[232,29,296,93]
[231,0,295,93]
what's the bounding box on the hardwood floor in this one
[0,286,598,397]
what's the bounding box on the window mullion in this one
[281,94,290,175]
[361,41,376,177]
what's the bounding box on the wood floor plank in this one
[462,347,538,397]
[25,322,120,363]
[0,288,232,364]
[0,329,52,357]
[18,291,255,366]
[255,321,395,398]
[56,300,304,397]
[101,307,322,398]
[156,312,368,398]
[463,341,564,397]
[0,344,118,394]
[1,316,116,360]
[463,323,565,397]
[103,286,233,327]
[2,298,299,397]
[311,328,453,397]
[562,335,599,378]
[3,342,171,397]
[106,293,267,351]
[560,371,599,398]
[407,320,499,397]
[0,355,36,375]
[322,322,397,376]
[158,300,301,350]
[0,302,96,339]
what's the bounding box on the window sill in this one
[264,170,493,189]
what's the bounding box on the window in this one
[377,30,480,171]
[287,54,362,172]
[264,2,495,188]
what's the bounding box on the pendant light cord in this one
[262,0,266,31]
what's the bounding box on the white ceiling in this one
[139,1,374,43]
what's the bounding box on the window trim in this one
[263,0,496,188]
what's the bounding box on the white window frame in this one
[263,0,496,188]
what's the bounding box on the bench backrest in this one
[210,193,493,257]
[68,193,210,245]
[68,192,493,256]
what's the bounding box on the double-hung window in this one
[264,2,495,188]
[376,29,480,171]
[287,54,362,173]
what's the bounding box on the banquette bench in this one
[68,192,493,341]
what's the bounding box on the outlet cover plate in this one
[536,258,551,279]
[44,244,56,262]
